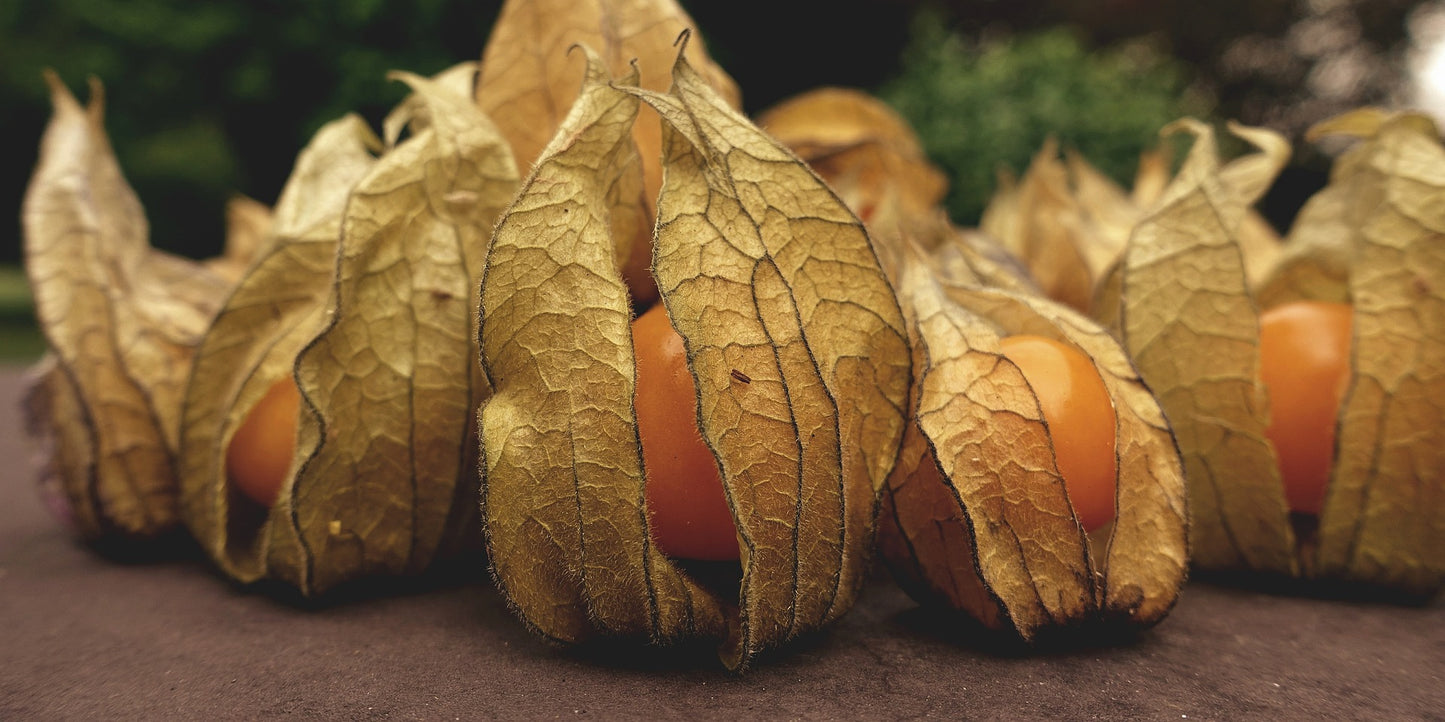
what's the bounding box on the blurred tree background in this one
[1,0,504,265]
[0,0,1433,350]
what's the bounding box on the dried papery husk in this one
[1136,130,1287,293]
[986,137,1285,321]
[206,195,272,283]
[634,44,910,662]
[1215,126,1291,288]
[24,356,99,533]
[1062,149,1137,277]
[182,70,519,595]
[22,73,235,539]
[1133,140,1285,290]
[979,168,1023,257]
[1105,119,1297,575]
[1235,213,1285,289]
[477,0,737,306]
[877,237,1187,639]
[1252,181,1354,309]
[1252,111,1398,310]
[980,139,1095,312]
[179,114,381,584]
[1285,111,1445,594]
[757,87,948,226]
[873,212,1037,296]
[287,71,517,594]
[479,44,910,670]
[1131,145,1173,210]
[383,62,479,148]
[481,54,723,650]
[931,226,1039,296]
[979,141,1168,314]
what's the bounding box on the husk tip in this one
[1159,116,1209,140]
[385,69,426,90]
[40,69,82,114]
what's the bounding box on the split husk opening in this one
[872,226,1188,639]
[477,40,910,670]
[756,87,1189,639]
[990,113,1444,596]
[177,66,519,596]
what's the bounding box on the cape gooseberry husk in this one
[22,73,244,541]
[873,224,1188,641]
[177,66,517,596]
[1100,113,1444,596]
[1267,111,1444,595]
[478,44,910,670]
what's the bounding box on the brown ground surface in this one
[1,367,1441,720]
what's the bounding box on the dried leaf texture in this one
[1217,124,1290,287]
[879,242,1186,638]
[1306,112,1445,593]
[980,142,1148,313]
[1112,120,1296,574]
[1063,150,1137,279]
[482,44,910,669]
[481,54,729,652]
[22,73,231,538]
[879,249,1091,637]
[284,73,519,595]
[383,62,479,148]
[179,115,380,583]
[985,140,1094,311]
[947,285,1188,629]
[757,87,948,226]
[922,220,1040,297]
[1255,112,1397,309]
[1134,140,1285,290]
[865,209,1038,303]
[627,46,911,666]
[477,0,738,304]
[207,195,272,283]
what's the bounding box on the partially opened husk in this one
[21,73,239,540]
[1103,120,1297,576]
[478,43,910,670]
[178,67,519,595]
[756,85,1190,638]
[875,230,1188,639]
[1106,113,1444,594]
[1269,111,1445,593]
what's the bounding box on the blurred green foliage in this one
[882,11,1211,224]
[1,0,499,264]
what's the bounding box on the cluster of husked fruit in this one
[20,0,1441,671]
